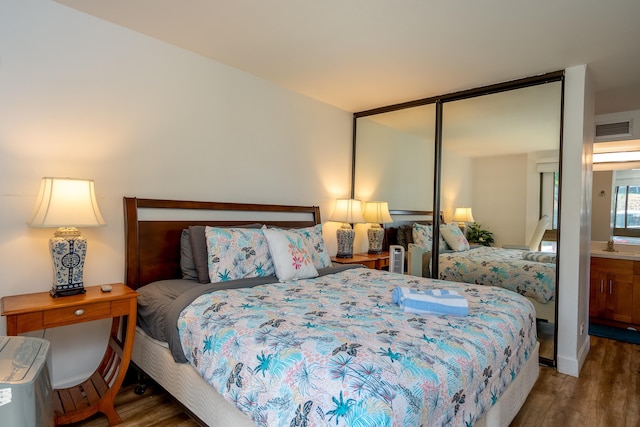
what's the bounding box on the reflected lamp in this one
[363,201,393,254]
[328,199,364,258]
[453,207,475,227]
[28,178,106,297]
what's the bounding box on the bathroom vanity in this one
[590,243,640,329]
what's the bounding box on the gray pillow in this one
[180,229,198,281]
[396,225,413,250]
[189,223,264,284]
[421,251,431,277]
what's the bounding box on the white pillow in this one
[440,223,470,251]
[263,229,318,282]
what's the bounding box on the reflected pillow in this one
[440,223,470,252]
[523,251,556,263]
[205,227,274,282]
[263,229,318,282]
[412,223,433,251]
[396,225,413,250]
[412,223,448,252]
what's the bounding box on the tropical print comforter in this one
[438,246,556,303]
[178,268,537,427]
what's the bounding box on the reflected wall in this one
[354,104,435,211]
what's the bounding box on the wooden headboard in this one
[124,197,321,289]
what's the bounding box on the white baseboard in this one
[557,335,590,377]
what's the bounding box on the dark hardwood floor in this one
[73,335,639,427]
[512,335,640,427]
[69,384,199,427]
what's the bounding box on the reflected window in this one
[551,171,559,229]
[540,171,559,251]
[614,185,640,237]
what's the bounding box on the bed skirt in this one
[131,327,539,427]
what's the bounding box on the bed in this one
[437,246,556,323]
[389,222,556,324]
[124,197,539,427]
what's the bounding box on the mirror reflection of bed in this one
[353,75,562,365]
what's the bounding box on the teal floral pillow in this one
[292,224,332,269]
[440,223,470,251]
[205,227,274,282]
[412,223,433,251]
[412,223,449,252]
[263,229,318,281]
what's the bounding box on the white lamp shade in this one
[453,207,475,223]
[363,201,393,224]
[328,199,365,224]
[29,177,106,228]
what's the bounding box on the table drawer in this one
[43,301,111,327]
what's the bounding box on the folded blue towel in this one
[392,286,468,316]
[392,286,461,304]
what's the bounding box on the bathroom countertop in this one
[591,241,640,261]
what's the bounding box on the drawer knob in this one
[74,309,85,316]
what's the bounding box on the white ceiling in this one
[54,0,640,114]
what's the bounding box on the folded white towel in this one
[392,286,468,316]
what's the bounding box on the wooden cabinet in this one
[589,257,640,328]
[331,252,390,270]
[1,283,139,426]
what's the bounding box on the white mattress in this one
[132,327,539,427]
[529,296,556,324]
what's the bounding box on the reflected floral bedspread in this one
[439,246,556,303]
[178,268,536,427]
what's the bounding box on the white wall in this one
[440,148,474,222]
[472,154,528,247]
[0,1,352,387]
[557,64,594,376]
[354,118,434,211]
[591,171,614,241]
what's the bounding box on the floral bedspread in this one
[438,246,556,303]
[178,268,537,427]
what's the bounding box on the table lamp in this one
[28,177,106,297]
[328,199,364,258]
[363,201,393,254]
[453,207,475,227]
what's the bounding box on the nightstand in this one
[331,251,390,270]
[1,283,139,426]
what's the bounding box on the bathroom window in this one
[614,185,640,237]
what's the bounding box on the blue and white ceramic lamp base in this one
[367,226,384,254]
[335,227,356,258]
[49,227,87,297]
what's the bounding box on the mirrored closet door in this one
[439,81,563,364]
[352,73,563,366]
